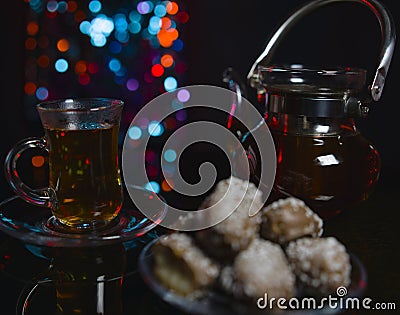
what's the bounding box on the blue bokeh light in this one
[84,15,114,47]
[79,21,91,34]
[164,149,177,162]
[109,41,122,54]
[47,1,58,12]
[58,1,67,13]
[55,59,68,72]
[114,14,128,32]
[109,58,121,72]
[148,121,164,137]
[129,11,142,22]
[89,0,102,13]
[36,87,49,100]
[115,31,129,43]
[154,4,167,17]
[164,76,178,92]
[172,39,183,51]
[91,34,107,47]
[129,21,142,34]
[144,181,160,193]
[128,126,142,140]
[149,16,161,32]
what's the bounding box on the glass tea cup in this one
[4,98,124,231]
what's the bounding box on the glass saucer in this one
[138,237,368,315]
[0,186,167,248]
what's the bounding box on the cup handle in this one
[4,137,54,208]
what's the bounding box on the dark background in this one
[1,0,399,202]
[0,1,399,314]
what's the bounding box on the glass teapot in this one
[224,0,396,219]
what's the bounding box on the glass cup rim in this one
[36,97,124,112]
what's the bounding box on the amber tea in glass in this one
[5,98,124,230]
[46,124,122,227]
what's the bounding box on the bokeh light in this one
[88,0,102,13]
[78,73,90,85]
[164,76,178,91]
[27,21,39,35]
[164,149,177,162]
[109,58,121,73]
[25,38,37,50]
[128,126,142,140]
[24,0,189,193]
[67,1,78,13]
[161,54,174,67]
[166,2,179,15]
[154,4,167,17]
[57,38,69,52]
[36,87,49,100]
[147,165,159,178]
[176,109,187,121]
[148,121,164,137]
[55,58,68,72]
[24,82,37,95]
[151,64,164,77]
[37,55,50,68]
[177,89,190,102]
[144,181,160,193]
[145,150,156,163]
[126,78,139,91]
[137,1,152,14]
[32,155,45,168]
[161,179,173,192]
[47,1,58,13]
[74,60,87,74]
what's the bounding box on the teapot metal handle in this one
[247,0,396,102]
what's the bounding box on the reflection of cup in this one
[4,98,124,230]
[52,245,126,315]
[16,244,126,315]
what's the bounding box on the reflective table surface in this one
[0,171,399,315]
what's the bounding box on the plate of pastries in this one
[138,176,367,315]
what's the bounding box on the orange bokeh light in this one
[37,55,50,68]
[157,28,179,48]
[57,38,70,52]
[32,155,45,168]
[161,17,172,30]
[161,179,173,192]
[24,82,37,95]
[75,60,87,74]
[161,54,174,68]
[27,21,39,36]
[67,1,78,12]
[25,38,37,50]
[166,2,179,15]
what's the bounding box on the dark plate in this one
[138,237,368,315]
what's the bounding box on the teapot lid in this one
[258,65,368,117]
[259,65,366,94]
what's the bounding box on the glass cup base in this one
[0,186,167,247]
[44,216,120,235]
